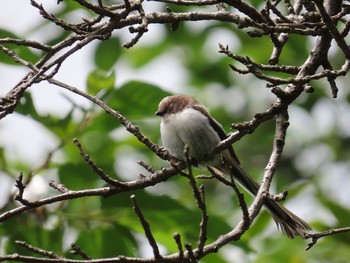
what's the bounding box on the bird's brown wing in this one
[192,104,240,165]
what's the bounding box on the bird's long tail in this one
[213,158,311,239]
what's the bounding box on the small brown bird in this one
[156,95,311,238]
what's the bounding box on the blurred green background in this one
[1,1,350,262]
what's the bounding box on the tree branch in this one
[0,164,182,223]
[130,195,162,259]
[73,138,126,187]
[305,227,350,250]
[246,109,289,226]
[14,241,59,259]
[1,0,350,261]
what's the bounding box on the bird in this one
[155,94,311,238]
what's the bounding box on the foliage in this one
[1,0,350,262]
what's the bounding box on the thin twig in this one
[207,166,250,226]
[137,160,156,173]
[173,233,184,259]
[183,145,208,255]
[305,227,350,250]
[184,243,197,262]
[0,165,182,223]
[14,173,32,206]
[70,243,91,260]
[130,195,162,259]
[313,0,350,59]
[0,45,37,70]
[73,138,126,187]
[197,185,208,255]
[0,38,52,51]
[219,157,250,225]
[15,240,59,259]
[49,180,69,193]
[123,0,149,48]
[48,79,169,161]
[30,0,89,34]
[248,109,289,223]
[149,0,218,5]
[219,43,300,74]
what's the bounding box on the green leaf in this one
[101,190,233,253]
[107,81,171,118]
[0,29,40,65]
[15,92,77,138]
[74,224,137,258]
[94,37,122,71]
[128,44,167,68]
[45,30,71,47]
[202,252,227,263]
[317,190,350,228]
[58,162,100,190]
[255,235,310,263]
[15,92,39,117]
[87,69,116,96]
[4,217,64,255]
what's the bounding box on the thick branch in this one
[246,110,289,226]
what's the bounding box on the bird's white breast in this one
[160,107,221,161]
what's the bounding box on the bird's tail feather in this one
[213,156,311,239]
